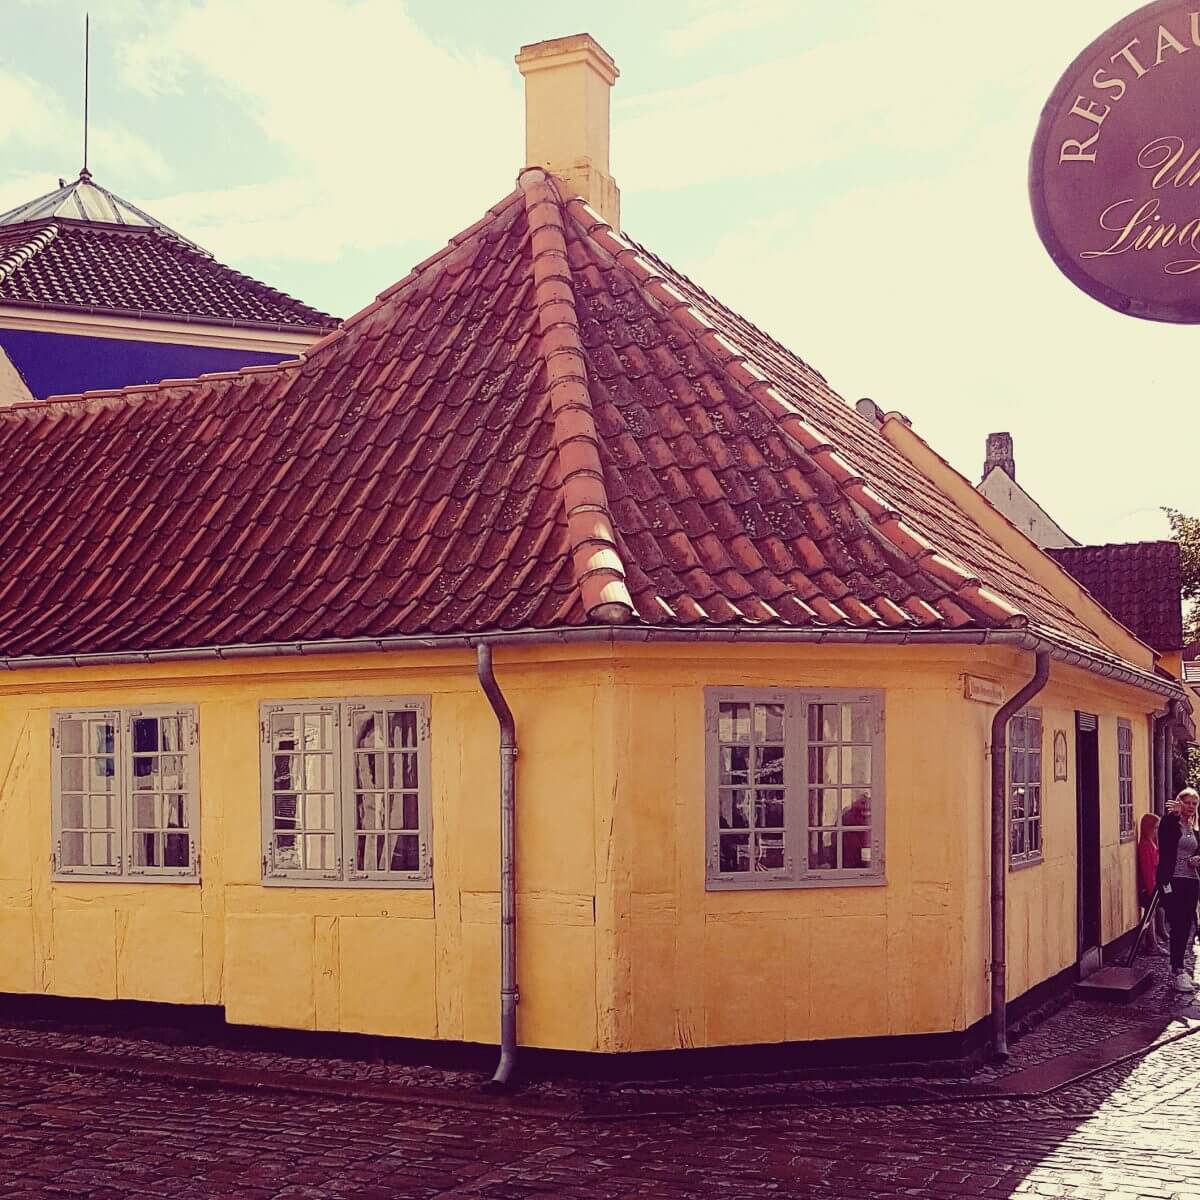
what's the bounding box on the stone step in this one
[1074,965,1156,1003]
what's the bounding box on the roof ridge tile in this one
[519,167,633,625]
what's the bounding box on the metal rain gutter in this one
[0,625,1184,702]
[988,650,1050,1062]
[475,643,519,1090]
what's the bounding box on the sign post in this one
[1031,0,1200,322]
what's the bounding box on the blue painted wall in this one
[0,327,298,400]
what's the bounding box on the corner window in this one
[705,688,884,889]
[260,698,431,887]
[51,707,199,881]
[1117,718,1134,841]
[1008,708,1043,867]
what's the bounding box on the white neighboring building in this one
[977,432,1079,550]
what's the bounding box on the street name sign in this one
[1031,0,1200,321]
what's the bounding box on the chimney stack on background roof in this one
[515,34,620,231]
[984,432,1016,482]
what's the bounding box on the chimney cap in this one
[515,33,618,85]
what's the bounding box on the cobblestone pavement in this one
[3,953,1200,1198]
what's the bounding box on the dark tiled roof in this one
[0,172,1112,659]
[0,220,336,331]
[1047,542,1184,652]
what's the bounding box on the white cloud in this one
[664,0,799,56]
[118,0,522,264]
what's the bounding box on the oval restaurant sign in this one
[1031,0,1200,321]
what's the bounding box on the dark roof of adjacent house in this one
[0,171,336,332]
[1047,541,1184,652]
[0,170,1130,660]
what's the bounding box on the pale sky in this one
[0,0,1195,544]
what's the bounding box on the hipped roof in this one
[0,171,1131,662]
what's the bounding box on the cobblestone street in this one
[3,958,1200,1200]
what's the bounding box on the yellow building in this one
[0,35,1190,1076]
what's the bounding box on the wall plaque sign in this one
[963,674,1003,705]
[1053,730,1069,781]
[1030,1,1200,321]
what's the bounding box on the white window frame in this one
[260,697,432,888]
[1008,707,1043,869]
[1117,718,1134,842]
[704,686,885,891]
[51,706,200,882]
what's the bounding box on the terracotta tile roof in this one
[0,171,1114,659]
[1047,541,1184,652]
[0,220,336,331]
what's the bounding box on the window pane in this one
[353,711,383,750]
[846,703,873,744]
[61,758,84,792]
[808,831,837,870]
[302,755,331,791]
[90,721,115,755]
[355,752,384,790]
[719,745,750,786]
[274,834,300,870]
[304,834,336,871]
[61,794,84,828]
[752,703,784,743]
[357,793,386,831]
[274,754,299,791]
[389,834,420,872]
[89,832,115,867]
[132,756,157,789]
[755,789,785,828]
[60,830,84,866]
[302,793,335,830]
[719,832,750,872]
[90,758,116,790]
[808,787,839,828]
[160,717,182,752]
[133,832,160,867]
[842,829,871,869]
[1011,751,1026,785]
[271,713,297,751]
[809,746,837,786]
[160,755,185,792]
[755,832,785,871]
[718,789,751,829]
[718,703,750,744]
[273,795,298,827]
[59,719,83,755]
[164,794,187,830]
[132,794,157,828]
[304,712,332,751]
[388,792,420,831]
[841,791,871,828]
[809,704,839,743]
[132,719,159,754]
[88,795,114,829]
[754,745,784,786]
[388,710,418,749]
[843,746,871,786]
[1028,751,1042,785]
[164,833,190,867]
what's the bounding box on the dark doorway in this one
[1076,712,1102,973]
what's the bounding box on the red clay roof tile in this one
[0,173,1124,658]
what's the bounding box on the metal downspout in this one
[476,643,518,1089]
[989,650,1050,1061]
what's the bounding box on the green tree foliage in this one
[1164,508,1200,644]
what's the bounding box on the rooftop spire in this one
[82,13,91,180]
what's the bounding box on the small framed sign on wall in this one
[1053,730,1069,782]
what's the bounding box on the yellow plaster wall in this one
[613,644,970,1052]
[0,648,614,1051]
[0,639,1163,1054]
[961,653,1156,1026]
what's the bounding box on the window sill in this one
[52,874,200,885]
[1009,855,1044,872]
[261,875,433,890]
[707,874,886,892]
[1119,832,1135,845]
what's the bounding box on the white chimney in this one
[515,33,620,231]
